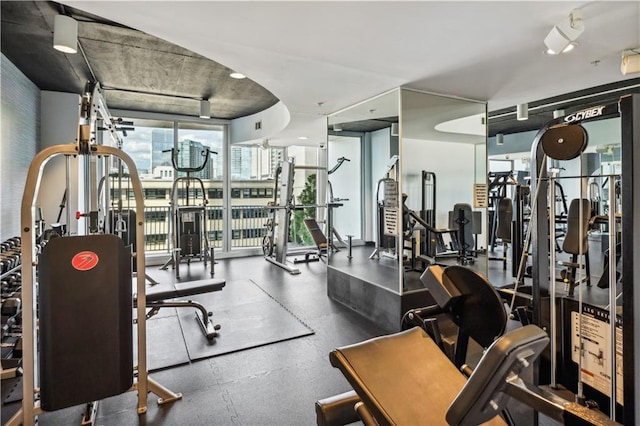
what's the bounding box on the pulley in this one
[540,124,588,161]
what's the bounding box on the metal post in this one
[548,167,558,388]
[607,174,617,418]
[65,155,72,235]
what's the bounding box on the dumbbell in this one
[1,297,22,338]
[0,255,19,272]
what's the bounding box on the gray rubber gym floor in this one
[3,246,603,425]
[1,254,388,425]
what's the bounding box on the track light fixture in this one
[53,15,78,54]
[544,8,584,55]
[200,99,211,119]
[517,103,529,121]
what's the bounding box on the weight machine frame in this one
[263,157,301,274]
[526,95,640,424]
[160,147,215,278]
[370,155,400,260]
[263,157,331,274]
[7,81,181,426]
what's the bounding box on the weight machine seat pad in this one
[145,279,226,303]
[329,327,506,426]
[562,198,591,255]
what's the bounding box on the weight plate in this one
[262,236,274,256]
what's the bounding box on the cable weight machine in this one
[9,81,182,426]
[160,147,216,278]
[503,97,640,424]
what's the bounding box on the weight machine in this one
[370,155,400,260]
[507,96,640,423]
[9,81,182,426]
[160,147,216,278]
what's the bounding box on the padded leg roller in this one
[315,390,361,426]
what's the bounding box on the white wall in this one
[402,138,476,229]
[39,91,81,234]
[0,54,40,241]
[328,136,361,239]
[229,101,290,144]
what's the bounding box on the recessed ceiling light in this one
[298,136,308,140]
[230,72,246,79]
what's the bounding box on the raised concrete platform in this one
[327,245,434,332]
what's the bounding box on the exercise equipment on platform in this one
[370,155,400,260]
[160,147,216,278]
[447,202,481,265]
[400,194,459,270]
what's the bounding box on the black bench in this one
[135,279,226,340]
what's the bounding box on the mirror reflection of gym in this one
[326,88,487,332]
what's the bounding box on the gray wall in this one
[1,54,40,241]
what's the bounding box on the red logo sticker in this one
[71,251,99,271]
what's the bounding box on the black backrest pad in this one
[496,198,513,241]
[419,265,462,310]
[442,266,507,348]
[39,234,133,411]
[449,203,474,249]
[562,198,591,255]
[446,325,549,425]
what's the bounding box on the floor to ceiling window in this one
[229,144,284,249]
[111,114,322,258]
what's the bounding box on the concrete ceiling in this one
[3,1,640,146]
[0,1,278,119]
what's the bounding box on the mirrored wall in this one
[327,88,487,295]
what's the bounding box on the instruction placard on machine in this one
[383,180,399,236]
[473,183,488,208]
[570,305,623,405]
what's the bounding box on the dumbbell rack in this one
[1,237,24,381]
